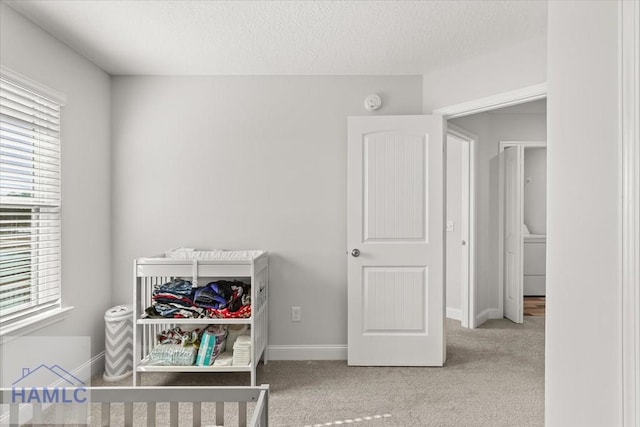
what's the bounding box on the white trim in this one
[475,308,502,327]
[498,141,547,319]
[447,124,477,329]
[620,0,639,425]
[446,307,462,321]
[46,351,106,388]
[0,65,67,105]
[437,85,547,330]
[0,306,74,341]
[499,141,547,150]
[267,345,347,361]
[432,83,547,119]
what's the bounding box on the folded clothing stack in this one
[232,335,251,366]
[145,279,203,319]
[143,278,251,319]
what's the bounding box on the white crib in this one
[1,385,269,426]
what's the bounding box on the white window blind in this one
[0,69,64,330]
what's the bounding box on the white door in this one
[347,115,445,366]
[503,146,524,323]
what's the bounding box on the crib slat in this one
[101,402,110,426]
[170,402,178,425]
[9,404,18,425]
[148,402,156,425]
[216,401,224,425]
[193,402,201,426]
[1,385,269,427]
[124,402,133,427]
[33,402,43,423]
[239,401,247,427]
[55,403,65,424]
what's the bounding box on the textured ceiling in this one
[5,0,548,76]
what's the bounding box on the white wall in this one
[422,36,547,113]
[0,4,112,361]
[450,105,546,320]
[111,76,423,349]
[546,2,621,425]
[523,147,546,235]
[446,135,463,319]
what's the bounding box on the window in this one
[0,68,65,333]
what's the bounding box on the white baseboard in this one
[47,351,105,387]
[488,309,502,319]
[475,308,502,327]
[267,345,347,361]
[446,307,462,321]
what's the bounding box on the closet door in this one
[347,115,445,366]
[503,146,524,324]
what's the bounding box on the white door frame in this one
[620,0,639,424]
[434,83,547,328]
[431,32,638,419]
[446,124,477,328]
[433,83,547,120]
[498,141,546,319]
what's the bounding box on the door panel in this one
[348,115,444,366]
[364,133,426,241]
[362,267,426,332]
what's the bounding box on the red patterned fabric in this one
[206,304,251,319]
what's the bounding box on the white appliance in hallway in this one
[524,234,546,296]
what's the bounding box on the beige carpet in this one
[92,317,544,426]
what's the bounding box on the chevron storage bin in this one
[103,305,133,381]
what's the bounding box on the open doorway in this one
[446,126,476,328]
[499,141,547,323]
[444,98,547,328]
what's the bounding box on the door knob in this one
[462,240,467,246]
[351,249,361,257]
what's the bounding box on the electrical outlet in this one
[291,306,301,322]
[446,220,455,232]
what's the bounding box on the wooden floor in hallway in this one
[524,296,545,317]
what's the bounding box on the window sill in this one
[0,306,74,341]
